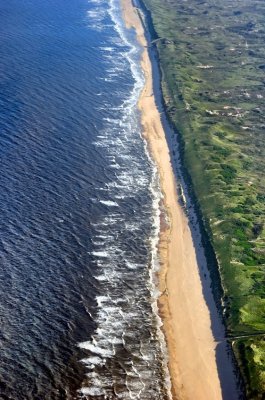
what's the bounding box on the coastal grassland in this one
[140,0,265,396]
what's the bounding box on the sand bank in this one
[121,1,224,399]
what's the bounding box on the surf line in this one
[120,0,225,399]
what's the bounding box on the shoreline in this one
[121,0,230,398]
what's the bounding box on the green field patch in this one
[142,0,265,394]
[233,337,265,398]
[240,297,265,331]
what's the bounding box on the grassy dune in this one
[140,0,265,396]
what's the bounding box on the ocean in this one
[0,0,169,398]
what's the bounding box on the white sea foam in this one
[96,234,112,239]
[88,0,103,4]
[110,163,121,169]
[99,200,119,206]
[96,295,109,306]
[78,0,172,397]
[79,386,105,396]
[91,250,109,258]
[99,46,115,52]
[80,356,104,365]
[145,137,173,400]
[94,274,108,281]
[78,342,113,357]
[86,6,108,31]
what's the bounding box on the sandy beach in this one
[121,1,224,399]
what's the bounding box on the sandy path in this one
[121,1,223,399]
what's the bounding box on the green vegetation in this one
[141,0,265,396]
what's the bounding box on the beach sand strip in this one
[121,1,223,399]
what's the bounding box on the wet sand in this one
[121,0,224,399]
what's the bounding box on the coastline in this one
[121,1,225,399]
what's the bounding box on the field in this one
[140,0,265,397]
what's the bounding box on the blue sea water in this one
[0,0,169,398]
